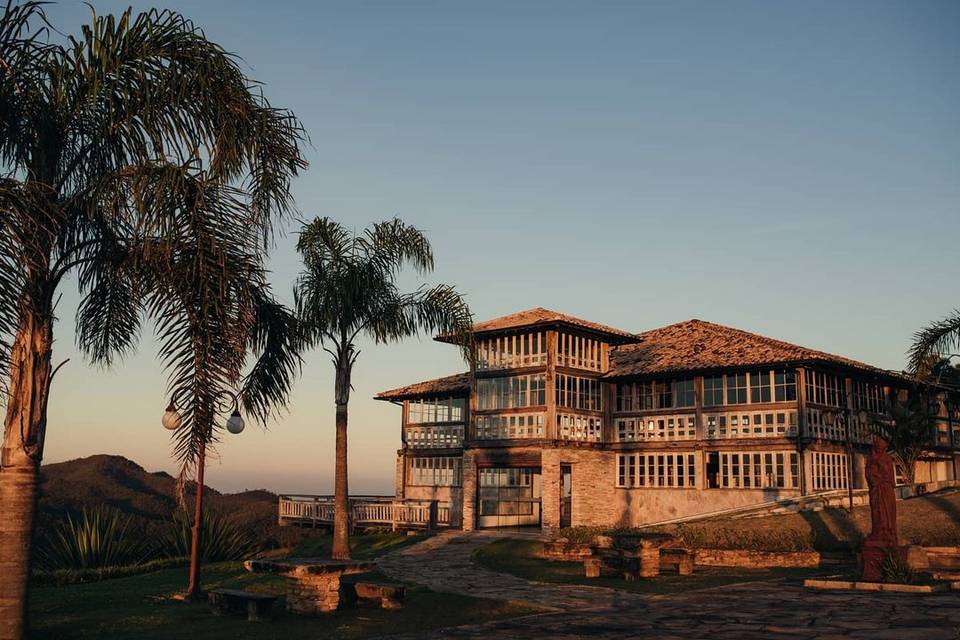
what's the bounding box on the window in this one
[408,456,462,486]
[557,414,603,442]
[405,424,464,448]
[704,410,797,439]
[811,452,848,491]
[475,414,543,439]
[656,381,672,409]
[853,381,884,413]
[616,383,635,412]
[726,373,748,405]
[805,371,843,407]
[749,371,772,403]
[639,382,654,410]
[477,374,546,410]
[719,451,799,489]
[555,374,602,411]
[476,332,546,370]
[703,376,724,407]
[556,333,603,371]
[675,379,695,408]
[774,370,797,402]
[407,397,466,424]
[616,453,697,488]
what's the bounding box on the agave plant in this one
[163,509,260,563]
[34,507,149,572]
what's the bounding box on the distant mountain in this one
[37,455,279,542]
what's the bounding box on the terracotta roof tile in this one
[375,372,471,401]
[607,319,901,380]
[437,307,638,343]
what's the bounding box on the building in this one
[375,308,960,531]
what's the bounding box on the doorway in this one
[560,464,572,528]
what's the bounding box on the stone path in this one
[377,531,960,639]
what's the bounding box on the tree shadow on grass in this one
[799,510,854,552]
[927,494,960,526]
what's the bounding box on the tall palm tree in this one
[909,308,960,374]
[865,391,937,486]
[0,4,305,637]
[294,217,472,560]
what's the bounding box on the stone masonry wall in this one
[542,447,618,533]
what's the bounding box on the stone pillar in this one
[461,449,478,531]
[541,448,561,532]
[285,575,344,614]
[638,546,660,578]
[394,451,405,499]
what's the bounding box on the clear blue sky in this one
[41,0,960,494]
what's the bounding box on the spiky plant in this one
[0,3,305,636]
[34,507,149,572]
[163,510,260,563]
[294,217,473,559]
[909,309,960,374]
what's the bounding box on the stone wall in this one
[613,487,803,528]
[693,549,821,568]
[403,484,463,527]
[542,447,618,532]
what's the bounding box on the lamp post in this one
[822,408,856,512]
[162,387,244,599]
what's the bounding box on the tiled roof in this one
[437,307,639,344]
[607,319,902,380]
[375,372,471,401]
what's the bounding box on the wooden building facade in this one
[375,308,960,531]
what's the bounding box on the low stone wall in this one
[541,540,593,561]
[693,549,822,568]
[924,546,960,570]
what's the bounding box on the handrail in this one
[278,495,452,530]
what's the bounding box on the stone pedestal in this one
[861,541,911,582]
[638,547,661,578]
[286,574,344,614]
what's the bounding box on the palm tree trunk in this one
[331,401,350,560]
[185,445,206,598]
[0,314,54,640]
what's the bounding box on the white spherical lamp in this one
[226,409,245,435]
[162,402,181,431]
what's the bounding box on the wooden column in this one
[545,330,558,441]
[796,367,808,495]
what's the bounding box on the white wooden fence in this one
[278,495,452,530]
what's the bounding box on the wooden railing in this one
[278,495,452,530]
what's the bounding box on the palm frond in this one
[909,309,960,374]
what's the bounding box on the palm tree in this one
[865,390,937,487]
[909,308,960,374]
[294,217,472,560]
[0,4,305,637]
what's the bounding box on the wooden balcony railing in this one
[278,495,452,530]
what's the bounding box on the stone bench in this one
[659,548,694,576]
[350,581,405,609]
[244,558,376,615]
[208,588,277,622]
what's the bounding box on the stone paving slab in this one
[376,531,960,639]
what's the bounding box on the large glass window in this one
[616,453,697,488]
[805,371,844,407]
[703,376,724,407]
[477,374,546,410]
[719,451,799,489]
[476,331,546,370]
[726,373,748,405]
[555,374,602,411]
[675,379,695,408]
[774,370,797,402]
[408,456,462,486]
[749,371,772,403]
[407,397,466,424]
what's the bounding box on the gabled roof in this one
[375,372,471,401]
[437,307,639,344]
[607,319,902,380]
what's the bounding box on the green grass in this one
[29,533,539,639]
[474,539,832,595]
[290,532,425,559]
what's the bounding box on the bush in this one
[34,507,150,571]
[162,509,260,562]
[557,526,606,544]
[881,551,914,584]
[32,557,187,586]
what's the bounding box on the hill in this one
[37,455,279,543]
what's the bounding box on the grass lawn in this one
[474,539,836,595]
[29,534,539,639]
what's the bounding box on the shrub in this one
[880,551,915,584]
[34,507,150,571]
[33,557,187,586]
[162,509,260,562]
[557,526,606,544]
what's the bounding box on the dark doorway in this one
[560,464,572,528]
[706,452,720,489]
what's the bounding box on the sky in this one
[38,0,960,494]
